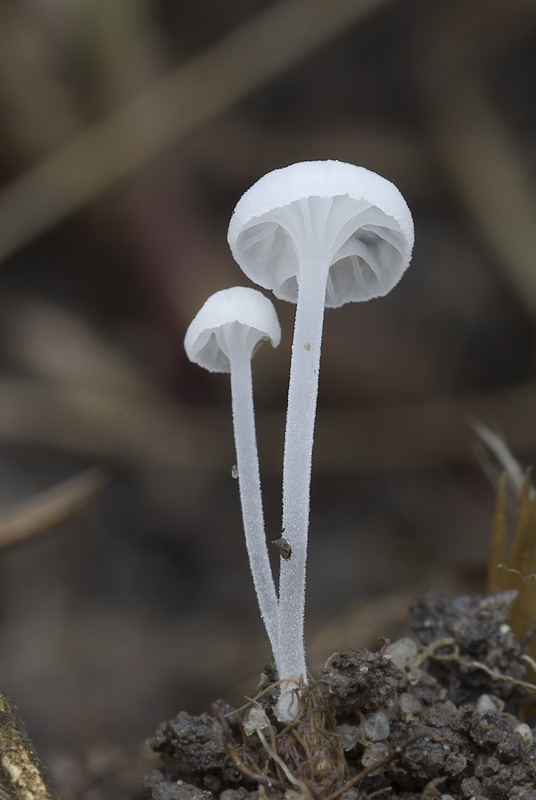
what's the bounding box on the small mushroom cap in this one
[227,160,414,308]
[184,286,281,373]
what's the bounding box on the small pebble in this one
[399,692,421,719]
[243,706,269,736]
[337,723,360,751]
[203,775,221,792]
[385,637,417,671]
[407,667,423,685]
[475,694,504,714]
[364,712,390,742]
[515,723,533,744]
[461,776,481,797]
[361,742,389,774]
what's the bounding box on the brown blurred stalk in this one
[0,376,536,473]
[0,469,106,550]
[419,0,536,316]
[0,0,392,264]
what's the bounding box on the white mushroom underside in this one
[235,195,408,307]
[188,322,269,373]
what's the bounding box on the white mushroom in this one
[228,160,414,720]
[184,287,281,652]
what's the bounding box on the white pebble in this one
[338,723,360,751]
[399,693,422,719]
[461,776,481,797]
[243,706,269,735]
[475,694,504,714]
[385,638,417,671]
[361,742,389,774]
[515,723,533,744]
[364,712,390,741]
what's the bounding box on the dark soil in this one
[145,591,536,800]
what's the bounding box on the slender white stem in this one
[276,262,327,720]
[229,350,279,654]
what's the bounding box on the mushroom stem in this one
[229,346,279,654]
[276,261,327,721]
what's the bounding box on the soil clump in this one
[146,591,536,800]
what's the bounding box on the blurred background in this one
[0,0,535,795]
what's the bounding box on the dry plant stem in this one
[420,4,536,318]
[509,471,536,570]
[219,683,426,800]
[257,729,309,794]
[227,680,347,798]
[229,350,278,653]
[487,471,509,594]
[0,379,210,469]
[0,469,106,550]
[0,694,56,800]
[471,420,528,497]
[218,709,283,792]
[487,467,536,654]
[0,0,392,264]
[8,377,536,474]
[230,679,291,716]
[416,637,536,694]
[498,566,536,583]
[420,777,446,800]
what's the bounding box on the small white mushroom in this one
[184,287,281,652]
[228,160,414,719]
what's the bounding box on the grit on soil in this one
[146,591,536,800]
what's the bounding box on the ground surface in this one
[146,592,536,800]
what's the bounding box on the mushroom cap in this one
[227,160,414,308]
[184,286,281,373]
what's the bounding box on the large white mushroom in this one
[184,286,281,652]
[228,160,414,720]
